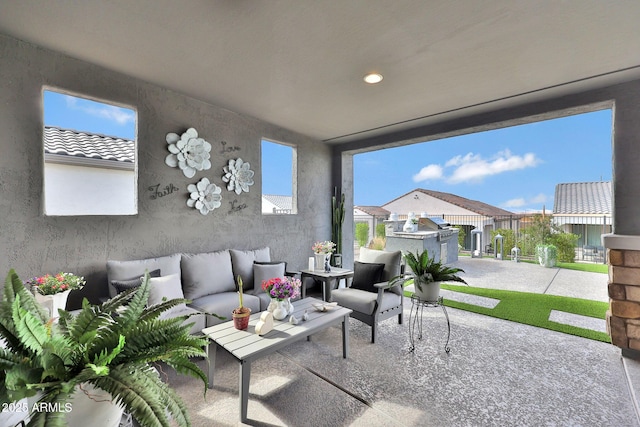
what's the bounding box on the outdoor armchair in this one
[331,247,404,343]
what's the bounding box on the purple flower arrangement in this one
[262,276,302,300]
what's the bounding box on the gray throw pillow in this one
[350,261,385,293]
[253,262,286,294]
[111,268,161,294]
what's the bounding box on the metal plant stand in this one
[408,295,451,353]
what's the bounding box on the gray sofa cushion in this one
[331,288,401,315]
[181,250,235,300]
[107,253,181,297]
[230,247,271,291]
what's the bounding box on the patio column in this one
[604,236,640,358]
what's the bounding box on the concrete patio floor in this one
[163,258,639,426]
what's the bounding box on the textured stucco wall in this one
[0,34,332,307]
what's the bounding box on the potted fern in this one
[392,250,467,301]
[0,269,208,427]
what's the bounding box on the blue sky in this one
[354,109,613,212]
[43,90,136,139]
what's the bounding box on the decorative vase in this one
[66,383,124,427]
[269,298,293,320]
[414,280,441,302]
[34,289,71,318]
[314,253,327,271]
[232,308,251,330]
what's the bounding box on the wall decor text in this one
[229,199,248,214]
[218,140,241,154]
[149,183,179,199]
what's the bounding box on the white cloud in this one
[446,150,540,184]
[412,164,443,182]
[501,193,548,209]
[531,193,547,203]
[503,198,526,208]
[64,94,135,126]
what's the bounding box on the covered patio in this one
[1,2,640,425]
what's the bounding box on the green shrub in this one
[368,236,386,250]
[549,232,579,263]
[453,225,466,250]
[355,222,369,248]
[375,223,386,238]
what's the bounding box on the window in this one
[43,89,137,215]
[261,139,296,214]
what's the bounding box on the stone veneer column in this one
[604,235,640,357]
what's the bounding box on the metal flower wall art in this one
[187,177,222,215]
[165,127,212,178]
[222,158,254,194]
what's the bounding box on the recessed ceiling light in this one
[364,73,383,84]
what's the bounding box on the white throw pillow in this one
[147,274,187,315]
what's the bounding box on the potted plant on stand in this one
[232,275,251,330]
[392,250,467,302]
[0,269,208,427]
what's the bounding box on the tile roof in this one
[354,206,390,217]
[262,194,292,210]
[43,126,135,163]
[553,182,611,215]
[388,188,516,217]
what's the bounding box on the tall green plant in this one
[0,269,208,427]
[331,187,345,255]
[355,222,369,248]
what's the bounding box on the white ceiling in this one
[1,0,639,144]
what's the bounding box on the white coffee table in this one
[202,297,352,423]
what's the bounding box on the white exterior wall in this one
[44,163,136,215]
[383,190,478,216]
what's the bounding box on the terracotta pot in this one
[232,308,251,330]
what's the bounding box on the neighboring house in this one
[553,181,612,248]
[262,194,293,214]
[353,205,390,246]
[43,126,136,215]
[382,188,517,251]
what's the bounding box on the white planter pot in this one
[34,289,71,318]
[66,383,124,427]
[414,280,441,302]
[314,253,329,271]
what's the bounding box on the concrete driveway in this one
[449,256,609,302]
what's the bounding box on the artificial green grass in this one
[405,284,610,343]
